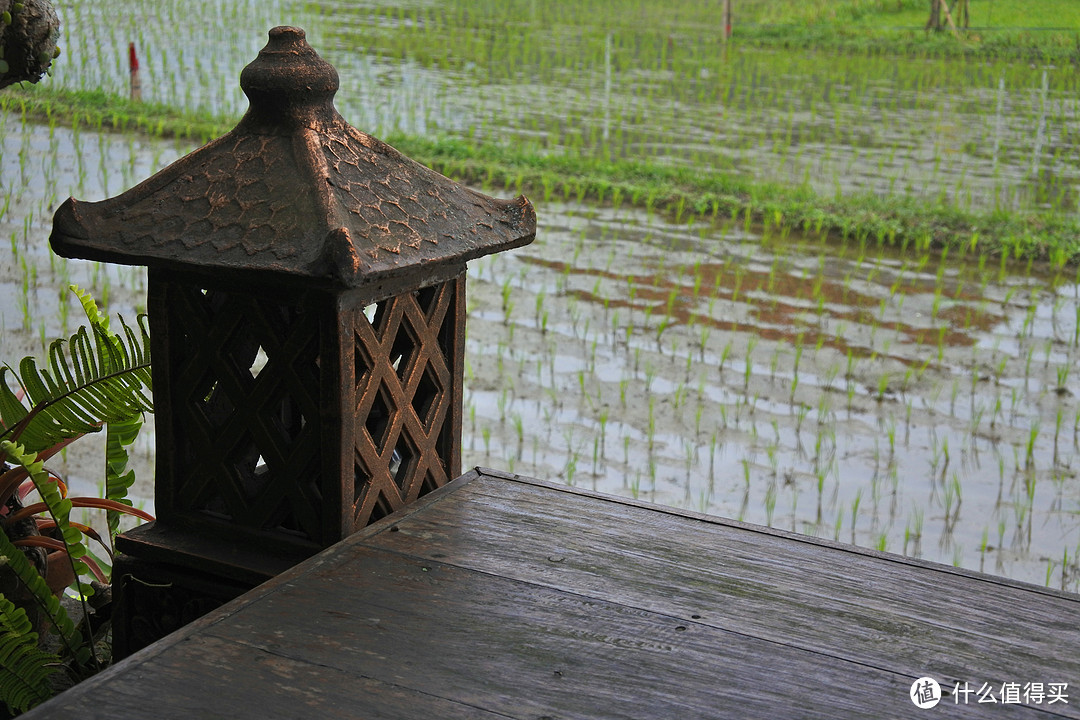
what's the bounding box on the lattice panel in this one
[352,279,458,526]
[162,282,325,544]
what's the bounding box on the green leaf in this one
[105,414,142,542]
[0,286,152,454]
[0,441,94,672]
[0,593,60,714]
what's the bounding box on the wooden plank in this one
[361,470,1080,703]
[198,547,1021,719]
[23,470,1080,718]
[34,633,506,719]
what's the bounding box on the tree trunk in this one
[957,0,970,28]
[0,0,60,90]
[926,0,941,31]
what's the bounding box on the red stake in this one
[129,42,142,101]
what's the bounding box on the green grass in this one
[724,0,1080,61]
[0,87,225,144]
[392,133,1080,264]
[4,0,1078,265]
[5,0,1080,594]
[304,0,1078,66]
[848,0,1080,28]
[713,0,1080,28]
[737,23,1079,61]
[4,83,1078,265]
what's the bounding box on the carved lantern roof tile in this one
[50,26,536,287]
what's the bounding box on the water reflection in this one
[464,200,1080,590]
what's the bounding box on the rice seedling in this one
[1,0,1079,601]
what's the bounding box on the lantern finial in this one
[238,25,340,132]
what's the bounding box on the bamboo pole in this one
[939,0,960,38]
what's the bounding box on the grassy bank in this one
[731,0,1080,61]
[4,84,1079,266]
[0,87,223,144]
[323,0,1080,64]
[394,133,1080,267]
[720,0,1079,26]
[735,24,1080,63]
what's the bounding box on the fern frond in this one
[0,592,61,714]
[105,414,143,544]
[0,441,93,673]
[0,442,92,593]
[0,286,152,455]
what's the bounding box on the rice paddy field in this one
[3,0,1080,591]
[46,0,1080,218]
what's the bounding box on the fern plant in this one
[0,583,64,714]
[0,286,155,714]
[0,286,153,455]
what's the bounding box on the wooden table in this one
[29,468,1080,718]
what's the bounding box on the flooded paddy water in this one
[49,1,1080,217]
[464,201,1080,591]
[3,1,1080,590]
[3,117,1080,591]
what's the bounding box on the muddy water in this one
[3,114,1080,590]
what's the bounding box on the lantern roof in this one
[50,26,535,287]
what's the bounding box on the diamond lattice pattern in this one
[353,280,456,526]
[165,284,324,543]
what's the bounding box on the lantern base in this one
[111,522,310,658]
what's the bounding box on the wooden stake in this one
[128,42,142,101]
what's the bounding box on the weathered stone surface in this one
[50,26,535,287]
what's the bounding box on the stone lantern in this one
[50,26,535,654]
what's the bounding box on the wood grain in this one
[364,470,1080,694]
[24,469,1080,719]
